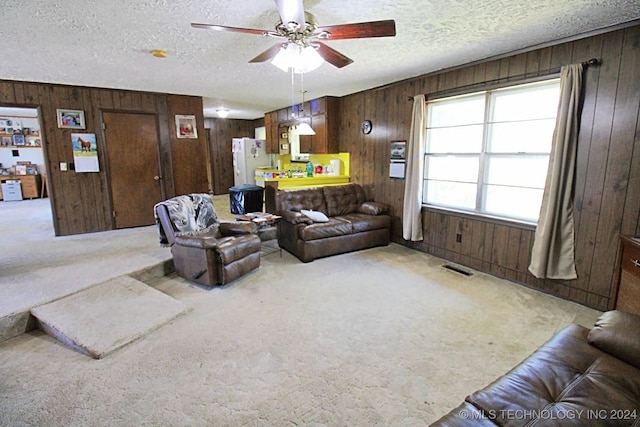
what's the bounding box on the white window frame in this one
[422,78,560,224]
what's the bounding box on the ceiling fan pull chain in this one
[300,72,307,117]
[290,67,296,119]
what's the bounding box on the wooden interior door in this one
[103,112,162,228]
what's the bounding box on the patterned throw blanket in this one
[154,193,219,247]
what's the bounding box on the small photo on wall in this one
[175,115,198,139]
[56,109,86,129]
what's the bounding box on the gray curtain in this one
[528,64,584,279]
[402,94,426,241]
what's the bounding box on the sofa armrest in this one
[281,210,313,225]
[358,201,389,215]
[587,310,640,369]
[174,234,233,249]
[219,221,258,236]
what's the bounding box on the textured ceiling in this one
[1,1,639,119]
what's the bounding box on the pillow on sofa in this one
[587,310,640,369]
[301,209,330,223]
[358,201,389,215]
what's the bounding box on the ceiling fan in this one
[191,0,396,69]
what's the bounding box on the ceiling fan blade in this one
[249,44,285,63]
[274,0,306,30]
[191,23,274,36]
[313,42,353,68]
[314,19,396,40]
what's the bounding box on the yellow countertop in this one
[257,175,350,189]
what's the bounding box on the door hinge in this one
[102,122,106,130]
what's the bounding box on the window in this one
[423,79,560,223]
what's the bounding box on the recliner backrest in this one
[154,193,219,246]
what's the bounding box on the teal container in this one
[306,161,313,177]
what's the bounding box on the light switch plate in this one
[60,162,67,171]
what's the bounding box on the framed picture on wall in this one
[12,134,25,146]
[175,115,198,139]
[56,109,86,129]
[390,140,406,160]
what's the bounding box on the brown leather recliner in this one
[154,193,261,286]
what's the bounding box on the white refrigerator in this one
[232,137,271,186]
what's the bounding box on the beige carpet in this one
[0,197,600,425]
[0,198,171,320]
[31,276,190,359]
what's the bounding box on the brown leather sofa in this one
[431,310,640,426]
[155,193,262,286]
[276,183,391,262]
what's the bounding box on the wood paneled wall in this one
[338,24,640,311]
[0,80,206,236]
[204,117,263,195]
[166,95,209,197]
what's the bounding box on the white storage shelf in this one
[1,181,23,201]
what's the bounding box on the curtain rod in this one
[408,58,600,101]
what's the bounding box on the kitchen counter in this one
[257,174,350,189]
[258,175,351,212]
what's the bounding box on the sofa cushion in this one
[358,201,389,215]
[219,221,258,235]
[465,323,640,425]
[301,209,330,223]
[588,310,640,370]
[298,219,352,241]
[277,187,327,214]
[335,213,391,233]
[322,184,368,217]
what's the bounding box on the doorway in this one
[103,111,163,228]
[0,106,52,227]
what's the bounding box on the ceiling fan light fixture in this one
[216,108,230,118]
[271,43,323,73]
[297,45,323,73]
[271,45,293,72]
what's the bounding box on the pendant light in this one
[296,122,315,135]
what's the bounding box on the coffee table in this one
[236,213,282,257]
